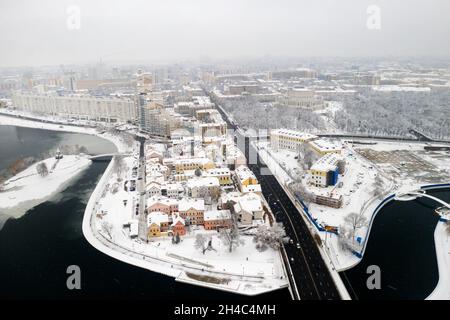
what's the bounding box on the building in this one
[12,92,137,123]
[231,193,264,225]
[204,210,232,230]
[186,177,220,200]
[174,157,215,173]
[314,194,343,209]
[270,129,318,151]
[178,198,205,225]
[147,211,170,238]
[138,96,173,138]
[171,214,186,236]
[234,165,259,193]
[308,139,342,156]
[280,88,325,109]
[205,168,232,186]
[309,153,343,187]
[146,196,178,214]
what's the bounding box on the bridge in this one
[88,153,131,161]
[395,189,450,220]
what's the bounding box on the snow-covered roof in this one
[206,167,231,176]
[204,209,231,221]
[235,165,257,182]
[311,153,343,172]
[271,128,318,141]
[178,198,205,212]
[171,213,185,226]
[233,195,263,214]
[308,138,342,153]
[242,184,262,193]
[147,196,178,208]
[186,176,220,188]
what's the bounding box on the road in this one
[213,102,341,300]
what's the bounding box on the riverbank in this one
[0,155,91,225]
[0,112,132,154]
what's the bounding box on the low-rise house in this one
[234,165,260,193]
[161,182,185,199]
[146,181,162,197]
[186,176,220,201]
[205,167,232,186]
[231,193,264,225]
[204,210,232,231]
[171,214,186,236]
[146,163,170,180]
[147,196,179,214]
[179,198,205,225]
[147,211,170,238]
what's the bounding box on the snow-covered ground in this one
[0,155,91,221]
[255,138,450,299]
[83,155,288,296]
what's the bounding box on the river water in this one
[0,125,290,299]
[341,189,449,300]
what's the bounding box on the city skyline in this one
[1,0,450,67]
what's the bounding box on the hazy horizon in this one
[1,0,450,68]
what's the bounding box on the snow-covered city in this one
[1,1,450,316]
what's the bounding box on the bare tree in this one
[372,174,385,198]
[219,215,244,253]
[194,234,209,254]
[36,162,49,177]
[343,212,367,244]
[290,182,316,204]
[253,223,286,251]
[101,221,114,240]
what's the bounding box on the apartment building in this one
[12,92,137,123]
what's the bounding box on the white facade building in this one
[12,92,137,123]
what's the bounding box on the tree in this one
[253,223,286,251]
[112,156,126,182]
[194,168,202,177]
[36,162,49,177]
[219,215,244,253]
[101,221,113,240]
[290,182,315,203]
[343,212,367,244]
[195,234,207,254]
[372,174,385,198]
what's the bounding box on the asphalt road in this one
[214,102,341,300]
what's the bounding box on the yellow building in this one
[174,157,215,173]
[234,165,260,192]
[270,129,318,151]
[206,168,232,186]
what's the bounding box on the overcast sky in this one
[1,0,450,67]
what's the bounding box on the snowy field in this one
[0,155,91,221]
[256,138,450,299]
